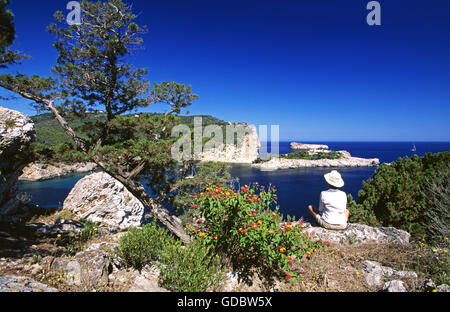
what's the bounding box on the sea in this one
[18,141,450,223]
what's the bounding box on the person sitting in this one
[308,170,350,230]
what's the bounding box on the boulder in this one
[361,260,417,288]
[0,274,58,292]
[63,172,145,230]
[128,275,169,292]
[0,106,35,222]
[382,280,407,292]
[51,242,112,289]
[301,223,410,245]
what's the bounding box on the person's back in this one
[319,188,348,226]
[308,170,350,231]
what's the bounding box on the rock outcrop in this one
[252,150,380,170]
[50,242,112,289]
[63,172,145,231]
[361,260,417,288]
[200,124,260,164]
[290,142,329,150]
[0,274,58,292]
[301,222,410,245]
[0,106,35,222]
[19,162,97,182]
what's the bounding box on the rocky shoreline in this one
[252,150,380,170]
[19,162,98,182]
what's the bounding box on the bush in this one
[114,221,180,271]
[421,166,450,246]
[280,150,342,160]
[158,240,225,292]
[187,182,327,281]
[348,152,450,240]
[114,220,225,291]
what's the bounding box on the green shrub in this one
[114,221,180,271]
[348,152,450,240]
[280,150,342,160]
[421,166,450,246]
[158,240,225,292]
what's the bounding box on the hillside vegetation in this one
[29,112,229,162]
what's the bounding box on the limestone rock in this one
[361,260,417,288]
[382,280,407,292]
[51,242,112,288]
[437,284,450,292]
[63,172,145,230]
[19,162,97,182]
[301,223,410,245]
[128,275,169,292]
[0,274,58,292]
[0,106,35,222]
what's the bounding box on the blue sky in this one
[2,0,450,141]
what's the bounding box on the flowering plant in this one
[186,182,328,281]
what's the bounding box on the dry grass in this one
[282,243,429,292]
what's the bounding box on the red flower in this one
[223,215,228,219]
[285,274,291,281]
[193,204,198,208]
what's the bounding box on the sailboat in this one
[411,143,417,152]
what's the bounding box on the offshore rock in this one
[290,142,329,150]
[63,172,145,231]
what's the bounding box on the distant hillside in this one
[30,112,229,147]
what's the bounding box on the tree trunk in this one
[115,176,191,243]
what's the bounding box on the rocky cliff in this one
[0,106,35,222]
[200,124,261,164]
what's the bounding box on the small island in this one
[252,146,380,170]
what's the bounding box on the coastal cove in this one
[19,141,450,223]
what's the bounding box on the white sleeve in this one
[319,192,325,213]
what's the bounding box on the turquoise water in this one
[19,141,450,222]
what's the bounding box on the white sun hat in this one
[324,170,345,188]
